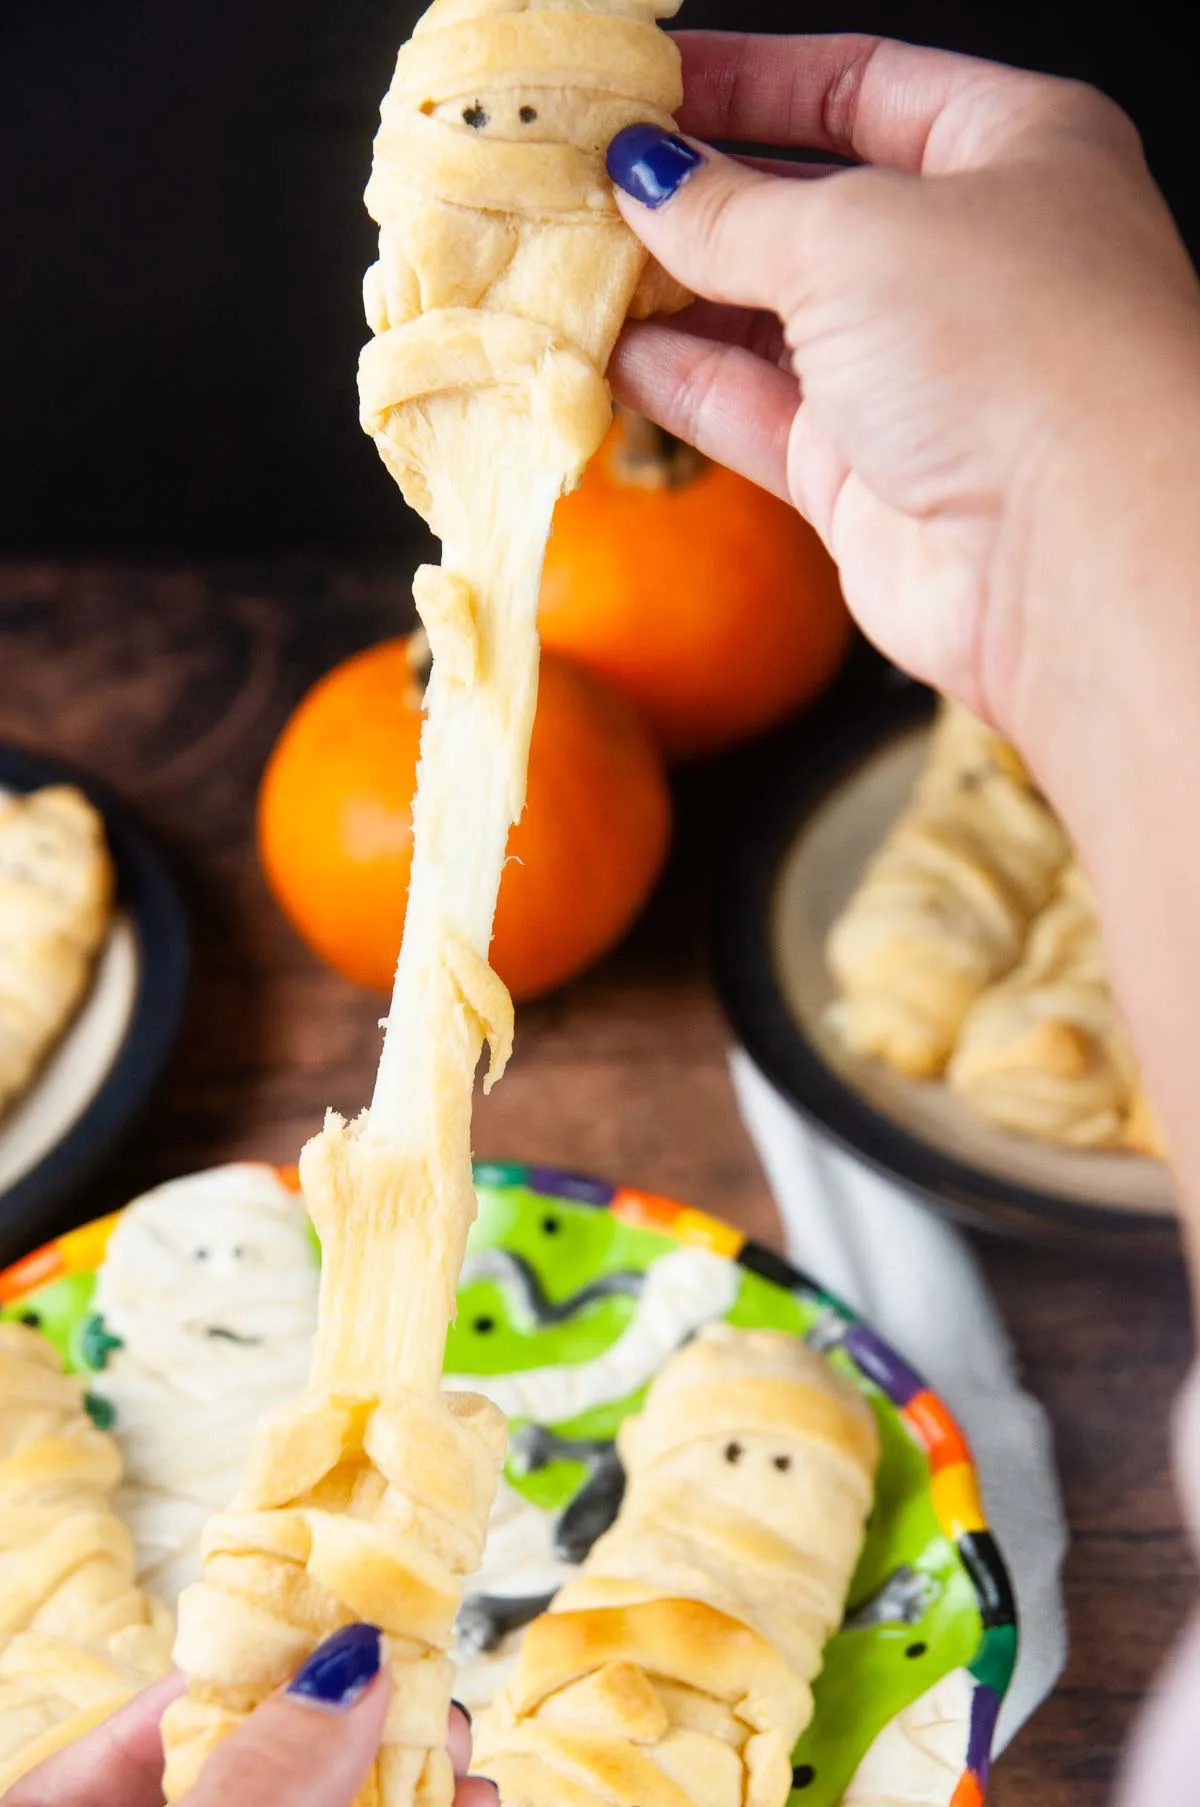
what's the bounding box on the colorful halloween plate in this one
[0,1160,1015,1806]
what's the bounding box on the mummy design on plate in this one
[85,1165,319,1603]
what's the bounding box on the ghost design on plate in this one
[840,1669,974,1805]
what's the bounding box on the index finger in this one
[674,31,1033,173]
[2,1672,185,1807]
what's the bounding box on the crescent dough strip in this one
[473,1325,879,1807]
[0,1324,173,1793]
[412,0,683,24]
[947,861,1156,1151]
[1124,1088,1166,1159]
[390,15,681,106]
[0,786,114,1118]
[162,4,688,1801]
[825,699,1069,1078]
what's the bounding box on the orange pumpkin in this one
[258,637,672,1002]
[539,411,852,760]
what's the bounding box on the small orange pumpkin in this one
[258,637,672,1002]
[539,410,852,760]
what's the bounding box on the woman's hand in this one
[2,1627,496,1807]
[610,35,1200,1264]
[605,33,1200,743]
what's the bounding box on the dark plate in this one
[711,678,1179,1255]
[0,745,189,1263]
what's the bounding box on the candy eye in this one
[462,103,489,129]
[519,105,538,123]
[723,1441,742,1464]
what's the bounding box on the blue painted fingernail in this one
[606,124,703,208]
[287,1624,381,1710]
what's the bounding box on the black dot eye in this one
[462,103,489,129]
[519,105,538,123]
[19,1310,41,1328]
[724,1441,742,1464]
[773,1454,792,1473]
[905,1641,927,1659]
[792,1765,815,1790]
[472,1314,496,1334]
[194,1248,209,1261]
[541,1214,561,1236]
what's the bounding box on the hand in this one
[2,1628,497,1807]
[605,33,1200,741]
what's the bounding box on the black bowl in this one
[0,745,189,1264]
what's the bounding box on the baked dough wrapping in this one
[0,786,114,1116]
[947,862,1156,1152]
[0,1324,173,1794]
[163,3,687,1800]
[825,700,1069,1078]
[1124,1089,1166,1160]
[472,1324,880,1807]
[825,699,1164,1157]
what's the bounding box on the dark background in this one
[0,1,1182,554]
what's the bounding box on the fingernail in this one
[452,1699,472,1725]
[606,124,703,208]
[287,1623,381,1711]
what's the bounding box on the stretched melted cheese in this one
[161,3,688,1800]
[0,1324,173,1794]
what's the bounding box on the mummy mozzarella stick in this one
[473,1324,880,1807]
[161,3,687,1801]
[826,701,1068,1079]
[0,1325,173,1793]
[0,786,114,1117]
[947,862,1160,1152]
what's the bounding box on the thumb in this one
[177,1625,390,1807]
[605,126,815,315]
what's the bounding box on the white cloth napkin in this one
[729,1048,1069,1753]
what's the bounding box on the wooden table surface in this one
[1,559,1195,1805]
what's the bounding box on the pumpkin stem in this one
[609,404,704,490]
[404,625,432,709]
